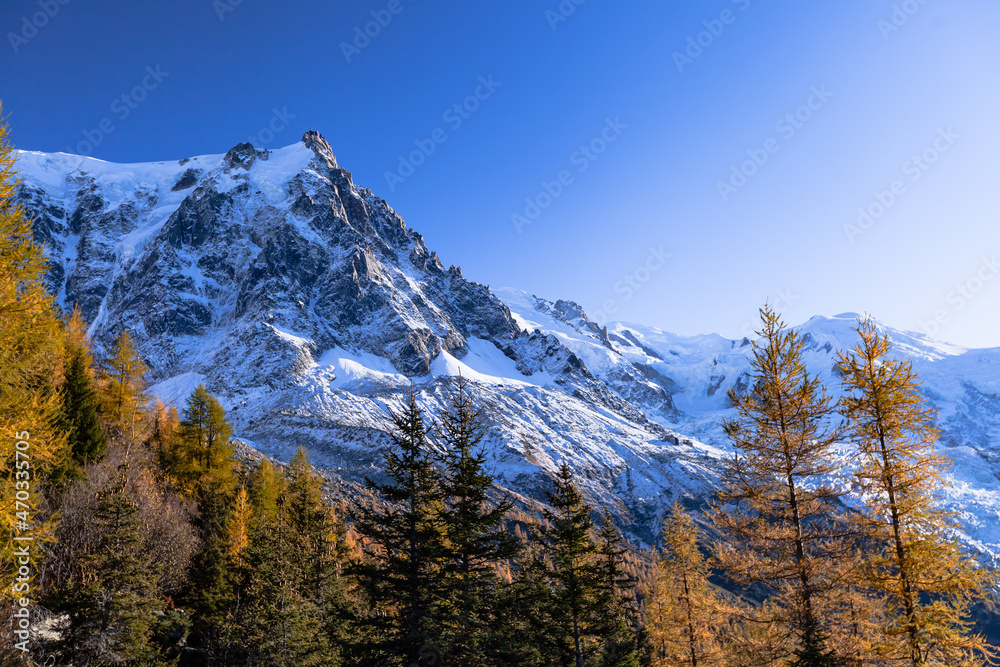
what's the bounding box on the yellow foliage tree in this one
[227,485,251,569]
[837,318,997,666]
[645,503,729,667]
[99,329,150,446]
[0,106,67,624]
[711,305,859,666]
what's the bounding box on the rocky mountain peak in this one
[224,142,268,170]
[302,129,338,169]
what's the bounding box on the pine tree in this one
[436,374,520,665]
[837,317,997,666]
[59,342,106,471]
[220,494,332,666]
[351,386,447,666]
[0,106,67,625]
[56,467,168,665]
[286,447,353,662]
[542,463,605,667]
[593,511,641,667]
[710,305,855,666]
[645,504,728,667]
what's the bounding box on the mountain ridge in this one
[14,132,1000,554]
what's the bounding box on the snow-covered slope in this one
[496,291,1000,556]
[15,134,1000,553]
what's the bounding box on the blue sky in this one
[3,0,1000,346]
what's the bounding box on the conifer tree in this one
[226,485,251,569]
[286,447,354,659]
[59,323,106,473]
[542,463,605,667]
[494,540,556,667]
[837,317,997,666]
[711,305,854,666]
[352,386,446,666]
[436,374,520,664]
[248,456,285,521]
[0,106,67,620]
[645,504,728,667]
[220,493,332,666]
[56,467,168,665]
[593,511,641,667]
[172,384,236,496]
[174,385,238,656]
[99,330,150,443]
[148,399,180,474]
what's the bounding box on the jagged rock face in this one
[18,135,523,378]
[14,134,711,545]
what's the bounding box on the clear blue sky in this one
[3,0,999,346]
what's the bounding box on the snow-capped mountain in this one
[14,133,1000,554]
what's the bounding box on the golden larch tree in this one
[837,317,997,666]
[0,105,67,632]
[645,503,729,667]
[711,305,861,666]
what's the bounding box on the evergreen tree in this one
[711,305,855,666]
[593,511,641,667]
[837,317,997,666]
[56,467,168,665]
[436,374,520,664]
[493,540,555,667]
[54,306,105,481]
[220,495,332,666]
[60,345,106,470]
[542,463,605,667]
[351,387,446,666]
[286,447,353,662]
[645,504,728,667]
